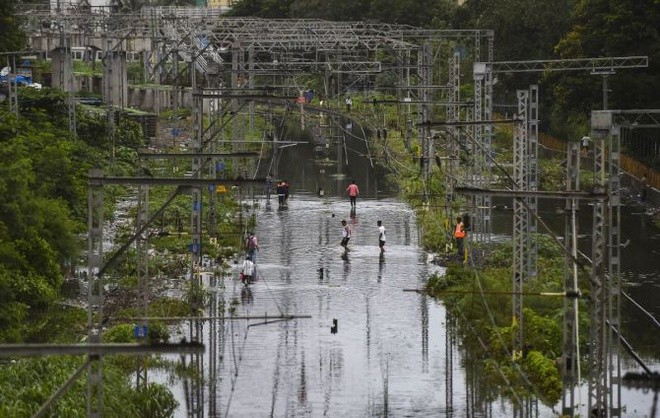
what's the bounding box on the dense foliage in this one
[549,0,660,146]
[0,0,25,52]
[0,91,88,341]
[426,239,572,406]
[0,86,148,341]
[0,356,178,417]
[230,0,463,26]
[0,78,197,415]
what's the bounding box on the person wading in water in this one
[346,180,359,208]
[377,220,386,253]
[240,256,255,286]
[340,220,351,252]
[454,217,466,257]
[245,232,259,263]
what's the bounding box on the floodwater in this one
[219,196,452,416]
[489,197,660,418]
[162,132,659,417]
[176,193,546,418]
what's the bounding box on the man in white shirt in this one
[340,220,351,251]
[581,136,590,155]
[241,256,255,286]
[377,220,386,253]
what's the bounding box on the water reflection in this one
[341,251,350,280]
[240,286,253,305]
[201,194,540,417]
[491,197,660,357]
[163,130,657,417]
[378,252,384,283]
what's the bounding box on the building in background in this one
[207,0,234,9]
[50,0,113,13]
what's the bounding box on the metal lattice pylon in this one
[526,85,539,278]
[418,43,433,185]
[187,66,204,418]
[87,168,105,417]
[561,142,581,416]
[135,184,149,388]
[444,51,461,236]
[606,125,622,418]
[6,56,19,117]
[587,110,625,417]
[512,89,529,359]
[470,60,495,242]
[589,134,608,416]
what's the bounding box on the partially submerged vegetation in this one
[355,88,576,406]
[0,87,251,416]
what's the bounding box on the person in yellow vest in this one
[454,217,466,256]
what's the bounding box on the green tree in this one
[471,0,575,61]
[290,0,370,20]
[0,0,25,52]
[0,89,111,341]
[550,0,660,139]
[0,357,178,417]
[233,0,459,25]
[228,0,294,18]
[368,0,452,27]
[0,266,29,342]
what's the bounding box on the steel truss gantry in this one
[511,85,540,359]
[19,7,496,205]
[468,55,648,243]
[607,109,660,128]
[486,56,648,73]
[466,58,647,414]
[512,88,529,360]
[582,109,660,417]
[18,7,493,118]
[87,168,104,418]
[562,141,582,416]
[135,180,149,388]
[453,108,640,418]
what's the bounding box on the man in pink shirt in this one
[346,180,359,208]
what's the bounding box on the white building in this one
[50,0,112,13]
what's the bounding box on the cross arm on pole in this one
[454,186,607,200]
[88,175,271,187]
[418,118,522,127]
[0,342,204,357]
[484,56,648,73]
[111,314,313,322]
[139,152,261,158]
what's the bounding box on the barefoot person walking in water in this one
[377,220,386,253]
[346,180,359,208]
[240,256,255,286]
[340,219,351,252]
